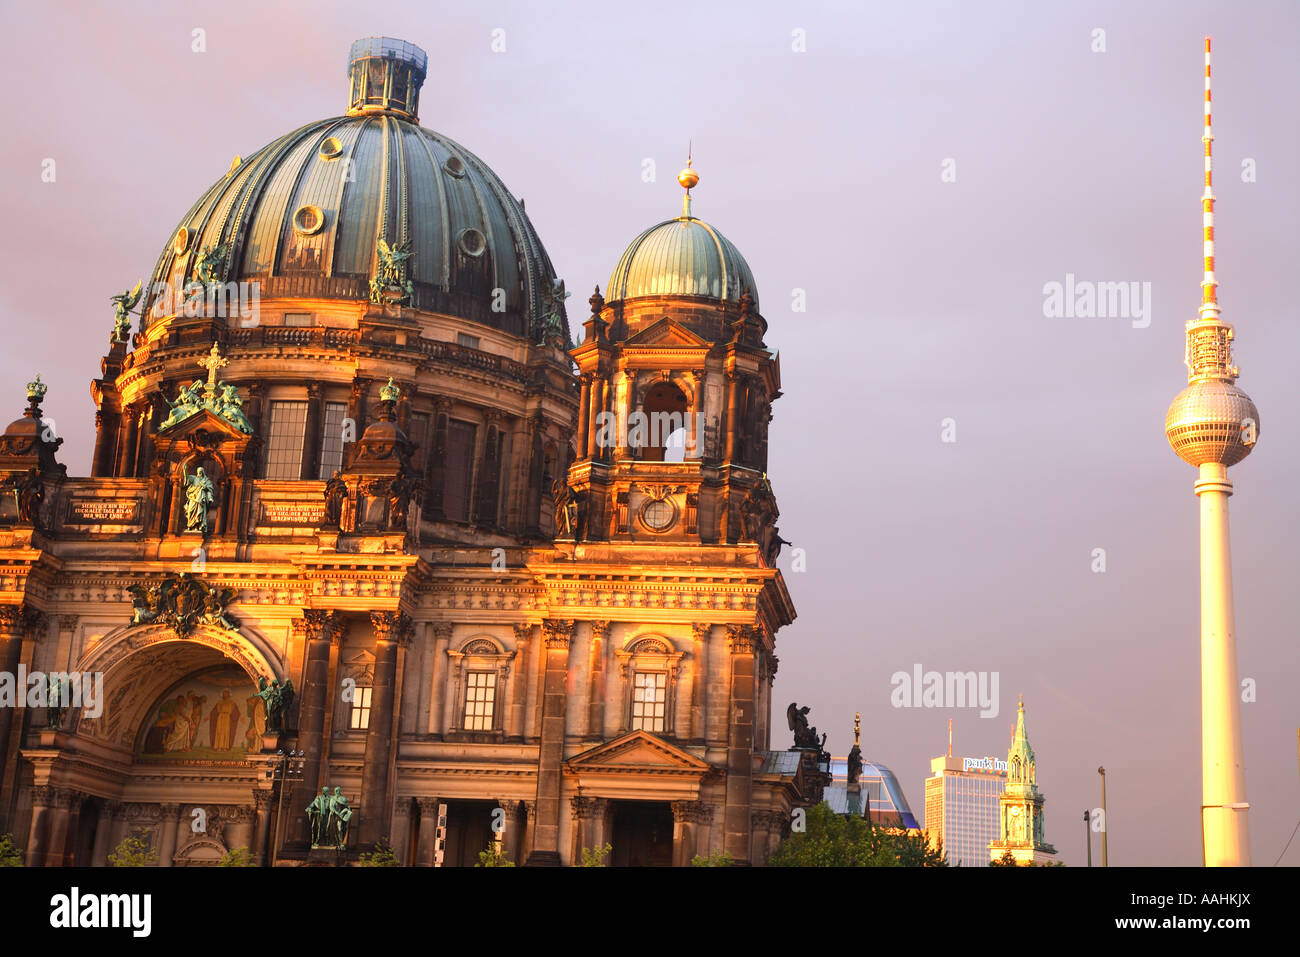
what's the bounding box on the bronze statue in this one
[787,702,826,752]
[110,280,143,344]
[326,786,353,848]
[306,786,330,847]
[847,743,863,786]
[9,468,44,529]
[256,676,294,734]
[552,478,574,536]
[323,470,347,526]
[46,674,70,730]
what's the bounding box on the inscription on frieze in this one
[260,502,326,526]
[67,500,141,523]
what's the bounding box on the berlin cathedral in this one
[0,37,824,867]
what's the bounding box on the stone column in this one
[526,619,572,865]
[0,608,26,797]
[571,795,610,864]
[26,786,52,864]
[690,623,710,745]
[585,621,610,740]
[43,788,80,867]
[724,370,739,463]
[90,800,118,866]
[359,611,409,846]
[672,800,712,867]
[428,623,452,736]
[252,789,274,866]
[508,625,531,742]
[416,797,440,866]
[576,374,592,459]
[415,622,434,735]
[499,799,524,865]
[723,625,757,865]
[290,610,339,846]
[157,802,181,867]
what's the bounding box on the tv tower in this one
[1164,37,1258,867]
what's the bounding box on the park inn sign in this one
[962,756,1008,774]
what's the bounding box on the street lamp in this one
[269,749,306,866]
[1098,766,1108,867]
[1083,810,1092,867]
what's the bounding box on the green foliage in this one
[107,832,158,867]
[218,846,254,867]
[990,850,1019,867]
[690,850,734,867]
[358,838,401,867]
[475,842,516,867]
[578,843,612,867]
[769,803,948,867]
[0,834,24,867]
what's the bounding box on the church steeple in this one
[990,696,1057,864]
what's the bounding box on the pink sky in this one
[1,0,1297,866]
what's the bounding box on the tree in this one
[358,838,401,866]
[990,850,1019,867]
[475,842,516,867]
[108,833,158,867]
[0,834,23,867]
[218,846,254,867]
[769,803,948,867]
[578,843,612,867]
[690,850,734,867]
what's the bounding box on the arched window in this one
[615,636,684,736]
[447,636,512,738]
[638,382,687,462]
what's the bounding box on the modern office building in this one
[825,756,921,830]
[924,749,1006,867]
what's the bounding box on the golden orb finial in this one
[678,146,698,217]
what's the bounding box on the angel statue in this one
[110,280,143,344]
[370,238,415,304]
[183,466,216,533]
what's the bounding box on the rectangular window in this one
[631,671,667,732]
[464,671,495,731]
[265,400,309,480]
[318,401,348,479]
[409,412,430,471]
[456,333,480,350]
[284,312,313,326]
[443,420,477,522]
[349,685,373,730]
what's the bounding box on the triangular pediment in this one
[565,730,712,773]
[621,318,709,348]
[156,406,250,441]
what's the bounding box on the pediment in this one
[565,730,712,773]
[156,406,249,442]
[621,318,709,348]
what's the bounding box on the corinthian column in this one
[723,625,757,865]
[359,611,410,846]
[290,610,340,847]
[526,619,572,865]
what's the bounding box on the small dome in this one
[1166,380,1260,467]
[606,215,758,309]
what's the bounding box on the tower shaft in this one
[1196,462,1250,865]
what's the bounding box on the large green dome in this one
[142,38,564,341]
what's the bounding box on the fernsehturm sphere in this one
[1164,37,1257,867]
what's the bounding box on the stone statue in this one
[9,468,44,529]
[326,786,353,848]
[306,786,331,847]
[126,583,160,625]
[387,470,421,530]
[323,470,347,526]
[551,478,573,536]
[787,702,826,752]
[183,467,216,533]
[110,280,143,344]
[847,743,863,786]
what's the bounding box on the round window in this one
[173,227,190,255]
[458,227,486,257]
[443,155,466,178]
[640,498,676,532]
[319,136,343,159]
[293,205,325,235]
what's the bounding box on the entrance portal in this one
[610,800,674,867]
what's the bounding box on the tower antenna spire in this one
[1200,37,1219,321]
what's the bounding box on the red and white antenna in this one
[1200,37,1219,321]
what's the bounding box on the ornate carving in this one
[671,800,713,825]
[725,624,759,655]
[588,620,611,641]
[302,610,342,643]
[542,619,574,649]
[570,795,609,819]
[691,623,711,642]
[371,610,413,643]
[432,622,454,643]
[125,573,240,638]
[369,238,415,305]
[511,623,532,643]
[160,344,253,435]
[323,470,348,527]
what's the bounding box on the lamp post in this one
[1084,810,1092,867]
[1098,766,1108,867]
[269,749,305,866]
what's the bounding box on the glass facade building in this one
[923,756,1006,867]
[825,757,921,830]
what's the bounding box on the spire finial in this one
[677,143,699,219]
[853,712,861,747]
[1199,36,1219,320]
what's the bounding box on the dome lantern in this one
[346,37,428,121]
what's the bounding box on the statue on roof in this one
[787,702,826,752]
[110,280,143,344]
[370,238,415,305]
